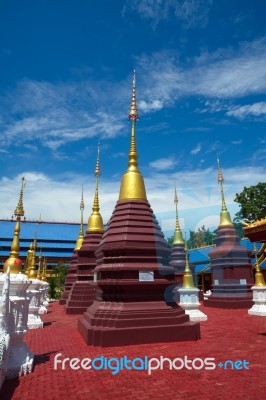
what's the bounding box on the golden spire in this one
[182,243,195,289]
[253,243,266,286]
[217,155,233,227]
[173,186,185,245]
[41,257,47,281]
[119,70,147,201]
[75,186,85,250]
[87,145,104,234]
[4,176,26,273]
[28,240,37,279]
[37,246,42,280]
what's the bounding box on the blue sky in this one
[0,0,265,238]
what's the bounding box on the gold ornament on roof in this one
[119,70,147,201]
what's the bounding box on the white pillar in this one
[27,279,43,329]
[178,287,208,321]
[248,286,266,317]
[0,270,11,390]
[6,273,34,378]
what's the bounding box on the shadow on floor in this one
[0,377,20,400]
[34,349,63,367]
[43,320,56,327]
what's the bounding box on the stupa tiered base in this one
[204,284,253,308]
[207,220,253,309]
[59,252,78,305]
[78,200,200,347]
[78,300,200,347]
[64,233,102,314]
[248,286,266,317]
[65,281,96,314]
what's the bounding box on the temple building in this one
[78,72,200,346]
[64,146,105,314]
[204,157,253,308]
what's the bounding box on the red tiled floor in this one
[1,302,266,400]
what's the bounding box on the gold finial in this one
[28,239,37,278]
[87,146,104,234]
[75,187,85,250]
[37,245,42,279]
[217,155,233,227]
[182,243,195,289]
[119,70,147,201]
[3,177,26,273]
[253,243,266,287]
[173,186,185,245]
[41,258,47,281]
[14,176,26,218]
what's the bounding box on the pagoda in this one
[169,187,196,299]
[78,72,200,346]
[204,157,253,308]
[59,189,85,306]
[65,147,104,314]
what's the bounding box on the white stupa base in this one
[248,286,266,317]
[6,341,34,379]
[27,311,43,329]
[38,305,47,314]
[178,287,208,321]
[183,308,208,321]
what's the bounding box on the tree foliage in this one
[48,263,68,300]
[234,182,266,222]
[167,225,215,249]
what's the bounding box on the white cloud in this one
[190,143,201,155]
[139,99,163,112]
[136,37,266,106]
[1,165,265,233]
[126,0,212,28]
[226,102,266,119]
[149,156,177,170]
[231,140,242,145]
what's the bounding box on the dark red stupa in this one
[78,72,200,346]
[204,158,253,308]
[65,148,104,314]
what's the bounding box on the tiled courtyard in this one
[1,302,265,400]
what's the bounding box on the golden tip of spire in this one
[174,186,178,204]
[95,144,100,177]
[173,186,184,245]
[128,70,139,121]
[14,176,26,218]
[80,185,85,210]
[119,70,147,201]
[87,146,104,233]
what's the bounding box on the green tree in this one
[48,263,68,300]
[167,226,215,249]
[234,182,266,222]
[167,235,174,247]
